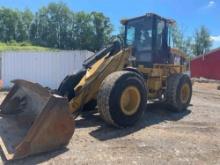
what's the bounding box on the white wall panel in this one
[1,51,93,89]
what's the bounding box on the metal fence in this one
[0,50,93,89]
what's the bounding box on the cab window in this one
[168,25,174,48]
[156,20,165,49]
[126,26,135,46]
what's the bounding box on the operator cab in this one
[121,13,175,67]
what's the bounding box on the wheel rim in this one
[120,86,141,116]
[180,83,190,104]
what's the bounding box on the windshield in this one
[125,17,153,51]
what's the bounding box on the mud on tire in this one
[97,71,147,127]
[166,74,192,112]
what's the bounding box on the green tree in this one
[29,2,113,50]
[0,8,33,42]
[0,8,19,42]
[21,9,34,40]
[72,11,94,50]
[71,11,113,51]
[1,3,113,51]
[90,12,113,51]
[30,3,72,48]
[16,9,33,41]
[172,25,192,56]
[46,2,71,48]
[192,26,212,56]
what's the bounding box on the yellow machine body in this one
[0,13,191,160]
[68,47,188,113]
[69,48,131,113]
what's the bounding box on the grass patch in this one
[0,41,56,52]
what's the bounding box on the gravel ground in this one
[0,82,220,165]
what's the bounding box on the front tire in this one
[97,71,147,127]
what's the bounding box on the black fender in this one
[58,69,86,101]
[123,67,145,79]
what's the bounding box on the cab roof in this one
[121,13,176,25]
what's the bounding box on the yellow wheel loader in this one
[0,13,192,160]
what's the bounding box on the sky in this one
[0,0,219,48]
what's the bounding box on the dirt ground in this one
[0,82,220,165]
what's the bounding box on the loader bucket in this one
[0,80,75,160]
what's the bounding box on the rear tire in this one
[166,74,192,112]
[97,71,147,127]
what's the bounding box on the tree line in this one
[0,2,213,55]
[172,25,212,56]
[0,3,113,51]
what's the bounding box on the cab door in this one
[153,19,170,64]
[125,17,154,68]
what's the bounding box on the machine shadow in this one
[76,103,191,141]
[1,147,68,165]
